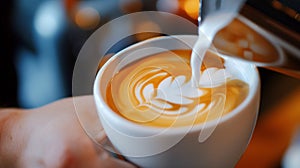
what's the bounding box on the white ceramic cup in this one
[93,35,260,168]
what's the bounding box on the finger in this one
[98,151,137,168]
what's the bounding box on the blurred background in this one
[1,0,299,167]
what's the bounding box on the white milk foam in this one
[191,35,233,88]
[133,67,231,116]
[135,73,203,115]
[132,14,237,117]
[191,13,237,87]
[108,50,249,127]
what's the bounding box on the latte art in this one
[134,73,205,116]
[106,50,249,127]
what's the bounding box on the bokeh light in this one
[119,0,143,14]
[183,0,199,20]
[34,1,61,37]
[75,7,100,30]
[156,0,179,13]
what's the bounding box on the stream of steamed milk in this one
[191,32,213,87]
[191,12,239,87]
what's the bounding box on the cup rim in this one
[94,35,260,135]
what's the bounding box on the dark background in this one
[1,0,299,108]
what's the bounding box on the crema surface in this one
[106,50,249,127]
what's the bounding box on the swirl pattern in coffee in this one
[106,50,248,127]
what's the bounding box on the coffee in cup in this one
[106,49,249,128]
[94,35,260,168]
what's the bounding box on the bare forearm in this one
[0,108,25,167]
[0,97,136,168]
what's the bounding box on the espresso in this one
[106,50,249,127]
